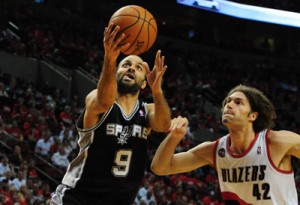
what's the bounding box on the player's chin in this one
[122,79,135,85]
[221,116,230,124]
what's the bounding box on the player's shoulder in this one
[268,129,297,137]
[268,129,299,142]
[86,89,97,98]
[85,89,97,107]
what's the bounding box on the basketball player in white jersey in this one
[51,23,171,205]
[152,84,300,205]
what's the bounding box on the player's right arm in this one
[84,23,130,129]
[151,116,214,175]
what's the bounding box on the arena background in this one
[0,0,299,204]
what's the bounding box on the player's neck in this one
[116,95,139,116]
[116,92,139,102]
[228,128,256,154]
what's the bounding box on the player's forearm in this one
[151,133,180,175]
[96,56,117,108]
[152,90,171,131]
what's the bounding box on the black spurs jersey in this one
[61,100,151,205]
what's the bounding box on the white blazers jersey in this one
[214,129,298,205]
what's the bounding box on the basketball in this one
[109,5,157,55]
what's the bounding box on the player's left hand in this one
[143,50,167,93]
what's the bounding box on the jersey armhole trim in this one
[76,105,114,132]
[213,139,220,169]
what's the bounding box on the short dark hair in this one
[222,85,276,133]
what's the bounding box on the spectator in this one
[57,124,73,143]
[0,179,12,204]
[11,97,28,120]
[0,155,13,177]
[40,182,51,202]
[61,138,72,157]
[5,78,18,99]
[18,184,29,205]
[135,182,151,203]
[49,137,61,157]
[10,187,23,205]
[0,82,9,98]
[68,134,78,150]
[22,114,34,142]
[42,103,58,132]
[34,129,54,159]
[8,120,24,144]
[31,181,44,204]
[51,145,69,170]
[59,106,73,125]
[8,145,23,167]
[27,159,38,179]
[9,170,26,191]
[141,190,157,205]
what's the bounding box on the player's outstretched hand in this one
[144,50,167,93]
[169,116,188,139]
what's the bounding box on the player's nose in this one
[225,101,233,109]
[127,67,136,72]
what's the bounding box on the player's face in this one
[116,55,147,95]
[222,92,253,128]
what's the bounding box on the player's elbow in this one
[150,162,170,176]
[150,165,164,176]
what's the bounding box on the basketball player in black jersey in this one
[50,23,171,205]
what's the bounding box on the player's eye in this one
[123,63,130,68]
[137,65,143,71]
[235,100,241,105]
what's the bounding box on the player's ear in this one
[249,111,258,122]
[141,80,147,89]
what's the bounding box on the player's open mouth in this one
[123,73,135,81]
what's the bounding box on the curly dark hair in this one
[221,85,276,133]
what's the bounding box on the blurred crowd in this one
[0,1,299,205]
[0,71,80,204]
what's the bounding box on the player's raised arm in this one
[84,23,130,128]
[151,116,214,175]
[145,50,171,132]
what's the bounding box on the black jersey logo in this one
[257,146,261,155]
[117,135,128,145]
[218,148,226,158]
[117,126,131,145]
[139,109,145,116]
